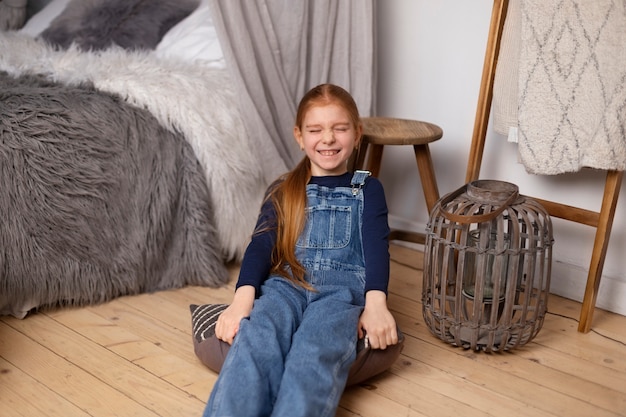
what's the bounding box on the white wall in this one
[376,0,626,316]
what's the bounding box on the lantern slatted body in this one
[422,180,553,351]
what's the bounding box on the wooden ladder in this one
[465,0,624,333]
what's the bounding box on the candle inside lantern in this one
[462,229,509,302]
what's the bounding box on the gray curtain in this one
[209,0,376,182]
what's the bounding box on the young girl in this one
[203,84,398,417]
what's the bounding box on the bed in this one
[0,0,269,318]
[0,0,376,320]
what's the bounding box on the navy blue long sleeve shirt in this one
[236,172,391,296]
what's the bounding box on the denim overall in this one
[205,171,370,417]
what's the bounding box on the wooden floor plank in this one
[84,300,218,401]
[548,299,626,344]
[0,357,91,417]
[340,384,430,417]
[394,313,625,417]
[0,321,159,417]
[119,292,200,334]
[85,299,199,364]
[391,339,563,417]
[2,243,625,417]
[2,314,205,416]
[513,337,626,394]
[352,363,516,417]
[538,311,626,372]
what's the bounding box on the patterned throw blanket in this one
[493,0,626,175]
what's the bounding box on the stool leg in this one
[413,144,440,213]
[366,144,384,177]
[364,142,440,246]
[352,143,369,171]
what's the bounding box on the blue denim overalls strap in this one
[350,169,371,195]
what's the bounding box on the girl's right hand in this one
[215,285,256,345]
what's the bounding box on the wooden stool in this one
[354,117,443,245]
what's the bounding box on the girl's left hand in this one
[216,285,255,345]
[358,290,398,349]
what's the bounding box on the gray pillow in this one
[40,0,200,51]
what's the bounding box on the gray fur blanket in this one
[0,72,228,318]
[0,32,265,262]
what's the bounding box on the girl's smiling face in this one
[294,103,361,177]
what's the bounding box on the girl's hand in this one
[215,286,255,345]
[358,290,398,350]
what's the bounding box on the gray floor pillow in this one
[190,303,405,387]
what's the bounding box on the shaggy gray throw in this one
[40,0,200,51]
[0,71,228,318]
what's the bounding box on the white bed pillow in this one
[19,0,70,37]
[156,0,225,68]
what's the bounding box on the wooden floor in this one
[1,243,625,417]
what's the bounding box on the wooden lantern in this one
[422,180,554,351]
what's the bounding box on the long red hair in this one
[265,84,362,288]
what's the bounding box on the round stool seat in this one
[353,116,444,246]
[361,117,443,146]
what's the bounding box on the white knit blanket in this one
[493,0,626,175]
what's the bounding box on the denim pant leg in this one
[204,278,306,417]
[271,273,365,417]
